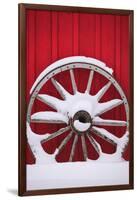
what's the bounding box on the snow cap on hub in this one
[71,110,92,134]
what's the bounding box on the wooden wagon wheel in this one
[27,56,129,162]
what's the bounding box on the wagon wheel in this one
[27,56,129,162]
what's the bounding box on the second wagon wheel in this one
[27,56,129,162]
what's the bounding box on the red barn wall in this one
[26,9,130,164]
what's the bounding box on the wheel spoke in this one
[86,133,101,155]
[86,70,94,93]
[51,78,70,99]
[70,69,77,94]
[81,134,88,161]
[95,99,123,116]
[69,134,78,162]
[37,94,64,111]
[92,116,127,127]
[92,126,119,145]
[56,131,73,155]
[31,111,68,124]
[96,81,111,101]
[41,126,70,144]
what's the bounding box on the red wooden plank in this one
[58,12,73,58]
[120,16,130,101]
[120,16,130,161]
[79,13,95,57]
[101,14,115,67]
[26,10,36,164]
[35,10,51,76]
[73,13,79,55]
[95,15,101,59]
[26,10,36,103]
[54,12,74,161]
[115,16,121,84]
[78,13,96,94]
[34,11,60,156]
[98,14,116,154]
[51,11,58,62]
[114,16,124,138]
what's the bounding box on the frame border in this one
[18,3,134,196]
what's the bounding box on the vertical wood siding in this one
[26,10,130,163]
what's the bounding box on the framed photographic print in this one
[18,3,134,196]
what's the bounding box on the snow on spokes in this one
[29,68,128,163]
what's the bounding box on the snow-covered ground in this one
[27,161,129,190]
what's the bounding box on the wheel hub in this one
[70,110,92,134]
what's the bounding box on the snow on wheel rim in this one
[26,56,129,164]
